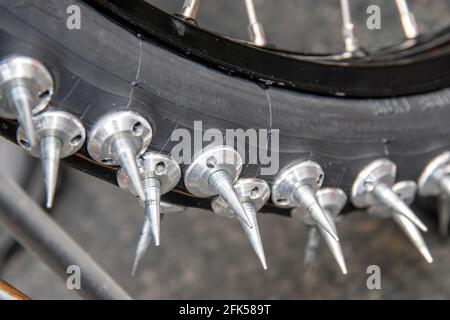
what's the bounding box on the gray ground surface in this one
[1,1,450,300]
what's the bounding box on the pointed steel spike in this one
[438,195,450,237]
[244,0,267,46]
[340,0,358,53]
[272,161,339,242]
[395,0,418,39]
[0,56,54,144]
[303,227,320,271]
[208,170,253,228]
[293,184,340,242]
[240,201,267,270]
[112,139,146,200]
[9,86,36,147]
[131,213,152,276]
[40,136,62,208]
[317,213,348,274]
[438,175,450,199]
[185,145,252,229]
[368,180,432,263]
[353,159,428,232]
[117,152,181,254]
[181,0,201,20]
[372,183,427,232]
[211,178,270,270]
[143,177,161,246]
[392,212,433,263]
[87,111,153,197]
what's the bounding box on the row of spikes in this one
[1,56,447,276]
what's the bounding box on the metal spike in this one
[212,178,270,270]
[292,188,348,274]
[393,214,433,263]
[272,161,340,242]
[340,0,358,54]
[88,111,152,201]
[131,213,168,276]
[244,0,267,47]
[418,151,450,236]
[131,212,152,276]
[16,110,85,208]
[372,183,427,232]
[368,181,433,263]
[0,56,54,147]
[181,0,201,20]
[117,152,181,272]
[184,145,253,228]
[9,86,37,147]
[352,159,428,232]
[395,0,418,39]
[112,138,146,200]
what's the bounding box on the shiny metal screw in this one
[418,151,450,236]
[368,181,433,263]
[184,145,253,228]
[87,111,152,201]
[272,160,339,242]
[212,178,270,270]
[17,110,85,208]
[117,152,181,274]
[292,188,348,275]
[352,159,427,232]
[0,56,54,147]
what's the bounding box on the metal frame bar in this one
[0,172,131,300]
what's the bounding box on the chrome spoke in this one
[395,0,418,39]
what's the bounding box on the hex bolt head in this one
[16,110,85,208]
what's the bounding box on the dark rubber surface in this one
[0,0,450,215]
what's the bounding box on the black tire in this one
[0,0,449,214]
